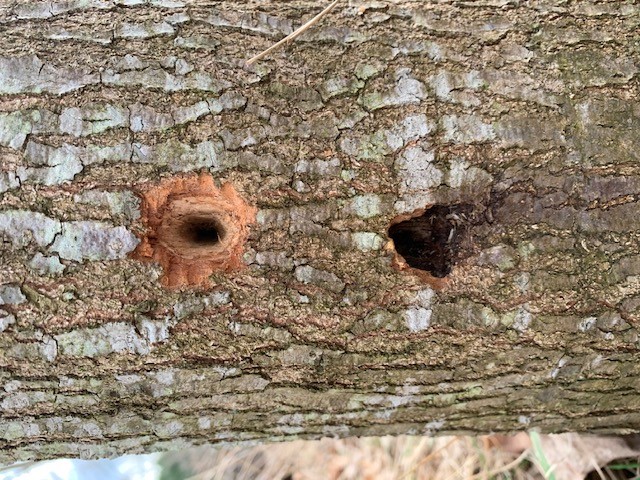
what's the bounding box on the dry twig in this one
[245,0,340,66]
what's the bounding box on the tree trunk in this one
[1,0,640,464]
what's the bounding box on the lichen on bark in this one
[1,0,640,465]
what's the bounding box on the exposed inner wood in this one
[133,173,256,288]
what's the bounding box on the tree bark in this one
[1,0,640,464]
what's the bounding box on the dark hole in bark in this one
[388,204,474,278]
[179,217,225,246]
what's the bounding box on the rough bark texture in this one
[1,0,639,464]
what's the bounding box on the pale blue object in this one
[0,454,161,480]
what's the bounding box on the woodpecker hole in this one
[131,173,256,289]
[389,204,475,279]
[178,216,226,247]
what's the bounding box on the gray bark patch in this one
[50,222,139,262]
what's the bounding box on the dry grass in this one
[162,435,543,480]
[4,433,639,479]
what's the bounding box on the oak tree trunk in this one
[1,0,640,464]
